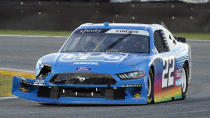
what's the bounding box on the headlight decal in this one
[117,71,145,80]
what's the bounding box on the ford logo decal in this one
[76,67,91,71]
[76,76,87,82]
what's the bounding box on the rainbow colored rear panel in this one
[153,57,186,102]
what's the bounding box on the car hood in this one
[39,52,152,74]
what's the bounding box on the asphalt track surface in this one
[0,36,210,118]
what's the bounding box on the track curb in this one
[0,68,34,97]
[0,68,34,79]
[0,96,18,100]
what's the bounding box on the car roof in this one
[79,23,165,31]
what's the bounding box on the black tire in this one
[147,69,154,104]
[181,63,189,100]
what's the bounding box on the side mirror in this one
[175,37,186,43]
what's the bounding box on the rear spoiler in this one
[175,37,186,43]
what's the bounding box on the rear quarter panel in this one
[152,42,191,103]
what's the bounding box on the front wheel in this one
[147,69,154,104]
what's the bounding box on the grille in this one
[50,73,116,85]
[37,87,126,99]
[60,87,106,98]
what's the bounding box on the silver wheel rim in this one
[181,68,187,93]
[147,75,151,97]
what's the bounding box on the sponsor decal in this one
[79,29,103,33]
[73,62,98,65]
[175,69,182,86]
[176,69,182,78]
[175,79,182,86]
[60,53,128,62]
[76,67,91,71]
[105,29,149,36]
[122,84,142,87]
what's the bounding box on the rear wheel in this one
[147,69,154,104]
[181,63,189,100]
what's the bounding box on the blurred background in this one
[0,0,210,32]
[1,2,210,118]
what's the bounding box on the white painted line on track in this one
[188,40,210,42]
[0,67,33,73]
[0,35,68,38]
[0,96,18,100]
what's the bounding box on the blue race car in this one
[12,23,191,104]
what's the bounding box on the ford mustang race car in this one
[12,22,191,104]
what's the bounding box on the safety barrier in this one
[0,1,209,32]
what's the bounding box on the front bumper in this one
[12,76,148,104]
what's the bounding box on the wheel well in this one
[184,60,189,77]
[150,65,155,76]
[149,65,155,103]
[184,60,189,70]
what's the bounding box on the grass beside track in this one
[0,74,13,97]
[0,30,70,37]
[0,30,209,40]
[174,33,210,40]
[0,69,34,97]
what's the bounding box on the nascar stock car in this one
[12,22,191,104]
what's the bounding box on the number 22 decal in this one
[34,80,45,86]
[162,58,175,89]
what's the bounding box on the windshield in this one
[61,29,150,53]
